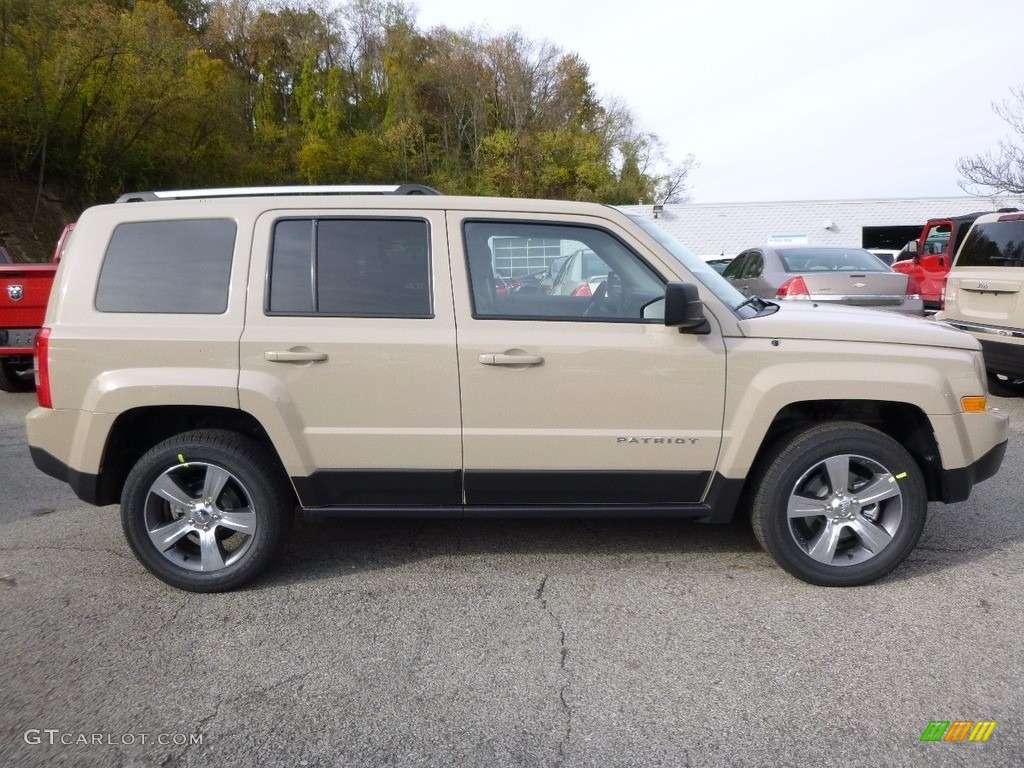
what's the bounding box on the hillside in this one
[0,179,80,263]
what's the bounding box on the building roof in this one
[618,195,1020,257]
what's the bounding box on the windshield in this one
[628,215,753,313]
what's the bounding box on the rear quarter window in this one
[956,221,1024,268]
[95,219,236,313]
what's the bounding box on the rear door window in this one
[267,218,432,318]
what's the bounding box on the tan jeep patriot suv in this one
[26,185,1008,591]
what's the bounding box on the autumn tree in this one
[0,0,694,207]
[0,0,126,214]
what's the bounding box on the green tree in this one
[0,0,694,207]
[3,0,131,217]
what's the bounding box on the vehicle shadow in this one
[257,418,1024,591]
[259,479,1024,588]
[264,514,766,588]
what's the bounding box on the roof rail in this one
[116,184,441,203]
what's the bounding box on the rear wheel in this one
[0,358,34,392]
[751,422,927,586]
[121,430,294,592]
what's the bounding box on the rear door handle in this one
[265,350,328,363]
[478,353,544,366]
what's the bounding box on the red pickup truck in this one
[0,224,72,392]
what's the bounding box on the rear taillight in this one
[35,327,51,408]
[776,276,810,298]
[571,282,593,298]
[906,277,923,300]
[939,278,946,311]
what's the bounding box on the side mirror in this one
[664,281,710,334]
[907,240,918,255]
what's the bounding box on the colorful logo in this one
[920,721,997,742]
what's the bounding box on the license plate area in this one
[0,328,38,348]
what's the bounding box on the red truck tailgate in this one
[1,264,57,351]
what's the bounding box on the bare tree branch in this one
[957,84,1024,197]
[657,154,697,204]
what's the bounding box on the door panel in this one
[239,210,462,506]
[913,222,952,305]
[448,211,727,506]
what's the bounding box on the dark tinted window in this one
[741,252,764,278]
[721,252,749,279]
[268,218,431,318]
[96,220,235,313]
[956,220,1024,268]
[952,220,974,255]
[269,220,314,313]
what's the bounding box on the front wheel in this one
[121,430,294,592]
[750,422,927,587]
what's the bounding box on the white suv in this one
[937,210,1024,396]
[26,185,1008,591]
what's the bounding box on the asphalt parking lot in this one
[1,390,1022,767]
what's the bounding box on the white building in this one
[618,195,1020,258]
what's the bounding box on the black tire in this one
[750,422,927,587]
[121,430,295,592]
[987,371,1024,398]
[0,359,34,392]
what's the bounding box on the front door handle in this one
[265,350,328,363]
[478,353,544,366]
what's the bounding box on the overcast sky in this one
[412,0,1024,203]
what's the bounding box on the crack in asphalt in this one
[156,594,195,637]
[172,671,313,764]
[535,574,572,765]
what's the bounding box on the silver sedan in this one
[721,245,924,315]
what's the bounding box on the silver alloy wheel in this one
[786,453,903,567]
[143,461,258,572]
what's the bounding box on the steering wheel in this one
[583,280,608,317]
